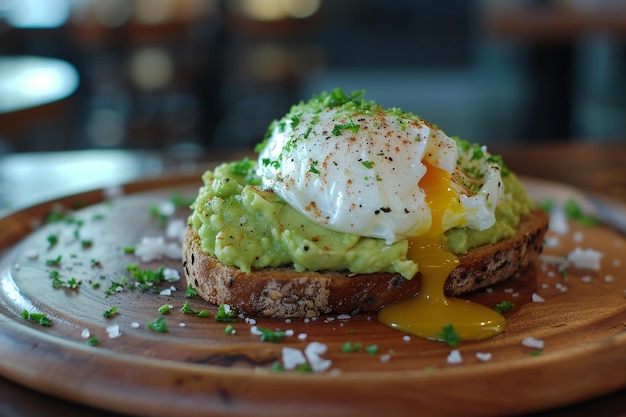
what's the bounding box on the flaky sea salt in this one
[282,347,306,370]
[568,247,603,271]
[522,337,544,349]
[304,342,332,372]
[165,218,186,242]
[81,328,90,338]
[163,267,181,282]
[446,349,463,364]
[134,236,182,262]
[549,208,569,235]
[544,236,560,248]
[106,324,121,338]
[532,293,545,302]
[476,352,492,362]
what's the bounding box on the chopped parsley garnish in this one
[215,304,237,322]
[564,198,601,226]
[257,327,286,343]
[231,157,254,176]
[65,277,80,289]
[104,279,127,295]
[46,210,69,223]
[147,316,168,333]
[341,341,362,353]
[332,121,360,136]
[180,301,198,314]
[224,324,235,335]
[360,160,374,169]
[149,204,170,227]
[539,199,555,212]
[539,198,601,227]
[86,337,99,346]
[185,285,198,298]
[21,309,52,326]
[46,255,62,266]
[270,361,285,372]
[125,264,166,293]
[365,345,379,355]
[48,270,80,291]
[438,323,461,347]
[81,239,93,248]
[309,160,320,174]
[340,341,378,354]
[103,306,118,318]
[123,245,136,254]
[295,364,313,373]
[158,304,172,315]
[46,234,58,247]
[180,301,209,317]
[493,300,515,314]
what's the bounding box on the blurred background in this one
[0,0,625,209]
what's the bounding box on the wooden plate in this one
[0,173,625,417]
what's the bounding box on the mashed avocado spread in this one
[188,157,533,279]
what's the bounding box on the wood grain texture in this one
[0,174,625,417]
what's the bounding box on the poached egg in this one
[256,89,508,341]
[257,95,505,246]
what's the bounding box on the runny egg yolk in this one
[378,162,506,341]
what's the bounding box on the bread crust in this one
[183,209,549,318]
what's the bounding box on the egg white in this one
[257,106,504,244]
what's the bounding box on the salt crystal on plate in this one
[304,342,332,372]
[134,236,182,262]
[106,324,121,338]
[163,267,180,282]
[549,208,569,235]
[282,347,306,370]
[532,293,545,302]
[568,247,603,271]
[166,218,186,242]
[446,349,463,364]
[522,337,544,349]
[476,352,492,362]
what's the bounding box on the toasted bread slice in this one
[182,209,549,318]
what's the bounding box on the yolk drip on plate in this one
[378,162,506,341]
